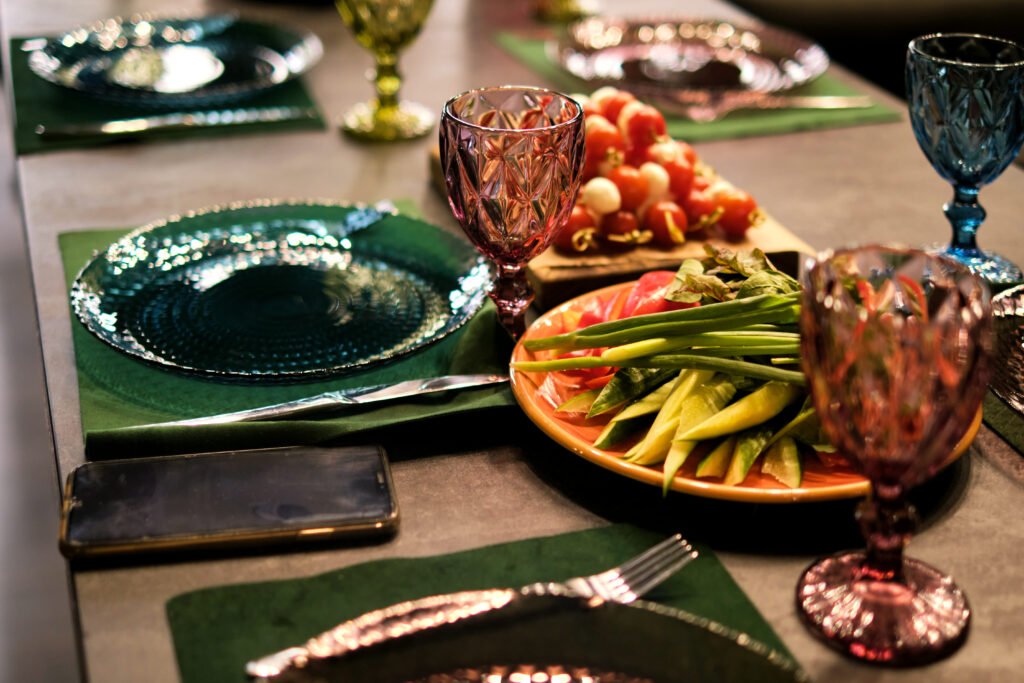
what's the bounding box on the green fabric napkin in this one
[9,26,326,155]
[497,32,901,141]
[983,391,1024,456]
[167,524,793,683]
[59,206,515,459]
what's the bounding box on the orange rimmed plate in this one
[511,282,981,503]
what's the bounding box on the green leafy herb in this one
[736,269,801,299]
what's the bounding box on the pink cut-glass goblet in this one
[797,246,992,665]
[440,86,585,339]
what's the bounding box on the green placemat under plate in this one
[167,524,797,683]
[983,391,1024,456]
[497,32,901,142]
[59,204,515,459]
[9,28,326,155]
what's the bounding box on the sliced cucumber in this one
[723,426,773,486]
[761,436,803,488]
[695,436,737,479]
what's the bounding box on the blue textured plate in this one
[70,200,490,381]
[25,14,322,108]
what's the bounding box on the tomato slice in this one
[621,271,698,318]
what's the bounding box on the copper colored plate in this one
[511,283,981,504]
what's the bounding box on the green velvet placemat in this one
[497,32,901,141]
[9,28,326,155]
[983,391,1024,455]
[59,206,515,459]
[167,524,793,683]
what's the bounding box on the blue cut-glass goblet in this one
[906,33,1024,284]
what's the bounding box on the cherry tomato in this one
[682,186,720,231]
[662,157,694,200]
[621,271,699,318]
[692,174,713,191]
[601,210,651,248]
[643,201,687,247]
[712,186,761,239]
[602,91,637,126]
[583,117,625,180]
[606,165,649,212]
[582,99,605,119]
[601,210,639,237]
[552,204,599,252]
[622,105,668,165]
[676,140,698,166]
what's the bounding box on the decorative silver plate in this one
[25,14,322,108]
[255,594,805,683]
[992,284,1024,416]
[551,16,829,100]
[70,200,490,381]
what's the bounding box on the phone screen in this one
[61,445,398,557]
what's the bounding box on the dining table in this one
[3,0,1024,681]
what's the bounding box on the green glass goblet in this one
[336,0,435,141]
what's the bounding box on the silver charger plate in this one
[24,13,322,108]
[992,284,1024,416]
[551,16,829,102]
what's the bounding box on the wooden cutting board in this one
[429,146,814,309]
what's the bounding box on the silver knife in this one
[34,105,320,139]
[129,374,510,429]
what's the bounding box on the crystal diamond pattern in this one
[907,36,1024,187]
[441,89,585,268]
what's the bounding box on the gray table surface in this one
[3,0,1023,681]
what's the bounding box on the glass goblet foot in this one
[341,101,433,142]
[935,245,1023,285]
[797,550,970,666]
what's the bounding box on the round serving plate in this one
[510,282,981,503]
[71,199,490,381]
[25,14,322,108]
[551,16,829,100]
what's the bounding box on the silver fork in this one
[246,534,697,680]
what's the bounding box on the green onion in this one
[524,293,800,351]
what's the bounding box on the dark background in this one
[729,0,1024,97]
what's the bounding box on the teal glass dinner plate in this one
[25,14,322,108]
[268,595,806,683]
[70,200,490,381]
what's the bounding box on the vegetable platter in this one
[510,247,980,503]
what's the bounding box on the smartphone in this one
[59,445,399,558]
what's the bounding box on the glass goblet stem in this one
[944,184,985,254]
[371,52,402,111]
[857,488,916,582]
[492,264,532,339]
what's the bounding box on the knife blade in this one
[34,105,320,139]
[129,374,510,429]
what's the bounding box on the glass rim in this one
[908,33,1024,68]
[803,243,990,288]
[441,85,584,133]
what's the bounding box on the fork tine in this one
[616,546,698,600]
[613,533,688,576]
[604,535,697,601]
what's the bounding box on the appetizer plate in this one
[72,200,489,381]
[551,16,829,100]
[25,14,322,108]
[511,282,980,503]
